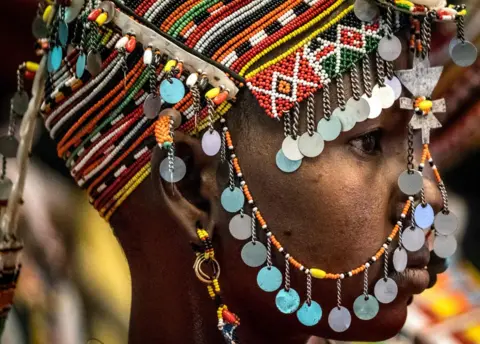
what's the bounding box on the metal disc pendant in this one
[434,211,458,236]
[143,94,162,119]
[333,106,356,132]
[384,76,402,100]
[354,0,379,22]
[402,226,425,252]
[0,178,13,202]
[328,306,351,333]
[229,214,252,240]
[317,116,341,141]
[32,16,48,39]
[275,288,300,314]
[449,38,460,55]
[86,51,102,76]
[414,203,434,229]
[282,136,303,161]
[50,46,63,72]
[159,108,182,129]
[397,170,423,195]
[202,131,221,156]
[12,91,29,115]
[374,278,398,304]
[100,1,116,24]
[372,84,395,109]
[353,295,379,320]
[347,97,370,122]
[378,35,402,62]
[159,156,186,183]
[276,149,302,173]
[393,247,407,273]
[434,235,457,258]
[451,41,478,67]
[362,94,382,119]
[76,52,86,78]
[0,136,19,158]
[65,0,85,23]
[59,21,69,47]
[297,301,322,327]
[298,132,324,158]
[241,241,267,267]
[160,78,185,104]
[257,266,282,292]
[221,187,245,213]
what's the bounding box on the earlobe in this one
[151,131,220,243]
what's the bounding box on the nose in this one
[422,177,443,214]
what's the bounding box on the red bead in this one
[88,9,102,21]
[213,91,228,105]
[126,37,136,53]
[222,309,237,324]
[24,70,35,80]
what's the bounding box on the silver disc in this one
[229,214,252,240]
[393,247,407,273]
[0,178,13,202]
[0,136,19,158]
[65,0,85,23]
[143,94,162,119]
[362,94,382,119]
[159,156,186,183]
[354,0,379,22]
[378,35,402,62]
[433,235,457,258]
[353,294,379,320]
[384,76,402,100]
[402,226,425,252]
[397,170,423,195]
[328,306,351,333]
[317,116,341,141]
[449,38,460,56]
[202,131,222,156]
[434,211,458,236]
[347,97,370,122]
[451,41,478,67]
[241,241,267,267]
[276,149,302,173]
[282,136,303,161]
[372,84,395,109]
[12,91,29,115]
[414,203,435,229]
[374,278,398,304]
[298,132,324,158]
[86,51,102,76]
[221,187,245,213]
[100,1,116,24]
[32,16,48,39]
[333,106,356,132]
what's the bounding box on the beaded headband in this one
[0,0,477,341]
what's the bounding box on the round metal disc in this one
[347,97,370,122]
[298,132,324,158]
[159,108,182,129]
[76,52,86,78]
[281,136,303,161]
[393,247,407,273]
[384,76,402,100]
[449,37,460,56]
[297,301,322,326]
[100,1,116,24]
[86,51,102,76]
[275,288,300,314]
[0,178,13,202]
[434,211,458,236]
[333,106,356,132]
[229,214,252,240]
[0,136,19,158]
[374,278,398,304]
[241,241,267,267]
[353,294,379,320]
[160,78,186,104]
[372,84,395,109]
[328,306,351,333]
[433,235,457,258]
[50,45,63,72]
[221,187,245,213]
[451,41,478,67]
[414,203,434,229]
[12,91,29,115]
[65,0,85,23]
[159,156,186,183]
[317,116,341,141]
[354,0,379,22]
[276,149,302,173]
[362,94,382,119]
[59,21,69,47]
[143,94,162,119]
[32,16,48,39]
[378,35,402,62]
[201,130,221,156]
[398,170,423,195]
[402,226,425,252]
[257,266,282,292]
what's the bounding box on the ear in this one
[151,131,221,244]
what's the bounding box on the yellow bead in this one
[205,87,220,99]
[96,12,108,26]
[43,5,53,23]
[164,60,177,72]
[310,268,326,279]
[26,62,39,72]
[419,100,433,112]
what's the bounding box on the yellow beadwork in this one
[26,62,39,72]
[186,102,231,135]
[101,29,113,45]
[95,12,108,26]
[205,87,221,99]
[310,268,327,279]
[43,5,53,23]
[419,100,433,112]
[164,59,177,72]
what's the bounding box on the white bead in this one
[365,263,370,268]
[253,207,258,212]
[262,224,267,229]
[285,253,291,259]
[348,272,353,277]
[340,274,345,279]
[408,196,414,201]
[115,36,129,50]
[186,73,198,88]
[240,180,246,186]
[397,221,403,226]
[371,257,377,262]
[143,49,153,65]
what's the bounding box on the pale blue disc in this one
[47,49,55,72]
[297,301,322,326]
[160,78,185,104]
[59,21,69,47]
[221,187,244,213]
[276,149,301,173]
[414,203,434,229]
[328,306,352,332]
[241,241,267,267]
[76,53,86,78]
[353,295,379,320]
[275,288,300,314]
[50,46,63,72]
[257,266,282,292]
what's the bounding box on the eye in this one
[349,130,383,156]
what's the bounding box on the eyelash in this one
[349,129,383,156]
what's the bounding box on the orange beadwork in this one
[154,116,173,147]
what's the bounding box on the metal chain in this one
[323,83,332,119]
[284,256,291,291]
[283,110,291,138]
[376,51,386,87]
[439,182,449,214]
[363,266,370,299]
[383,246,389,281]
[362,56,373,97]
[336,75,346,110]
[407,125,415,173]
[386,60,394,80]
[16,66,24,93]
[456,14,465,43]
[398,221,404,248]
[167,119,175,183]
[306,271,312,306]
[336,279,342,309]
[149,63,157,95]
[266,236,273,268]
[350,64,361,100]
[251,209,257,244]
[385,6,393,37]
[421,12,434,59]
[228,159,235,191]
[306,93,315,136]
[191,84,201,136]
[220,130,226,164]
[292,102,300,139]
[411,200,417,226]
[7,105,17,138]
[207,100,215,133]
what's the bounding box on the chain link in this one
[362,56,373,97]
[376,51,386,87]
[306,272,312,306]
[306,93,315,136]
[336,279,342,309]
[407,125,415,173]
[421,11,434,59]
[207,100,215,133]
[284,256,291,291]
[266,236,272,268]
[456,14,466,43]
[283,110,291,138]
[350,64,361,100]
[363,266,370,299]
[251,209,257,244]
[336,75,346,110]
[292,102,300,139]
[323,83,332,119]
[439,182,449,214]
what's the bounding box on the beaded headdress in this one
[0,0,477,340]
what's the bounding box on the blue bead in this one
[276,149,301,173]
[275,288,300,314]
[50,46,63,72]
[414,203,434,229]
[257,266,282,292]
[59,21,69,47]
[160,78,185,104]
[297,301,322,326]
[76,53,86,78]
[221,187,244,213]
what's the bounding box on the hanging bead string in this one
[251,208,257,245]
[376,51,386,87]
[362,56,373,98]
[323,83,331,120]
[336,75,346,110]
[306,93,315,136]
[291,102,300,140]
[350,64,361,101]
[336,279,342,309]
[363,265,370,300]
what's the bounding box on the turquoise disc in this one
[276,149,301,173]
[297,301,322,326]
[257,266,282,292]
[353,294,379,320]
[50,46,63,72]
[160,78,185,104]
[414,203,434,229]
[76,53,86,78]
[59,21,69,47]
[275,288,300,314]
[221,187,245,213]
